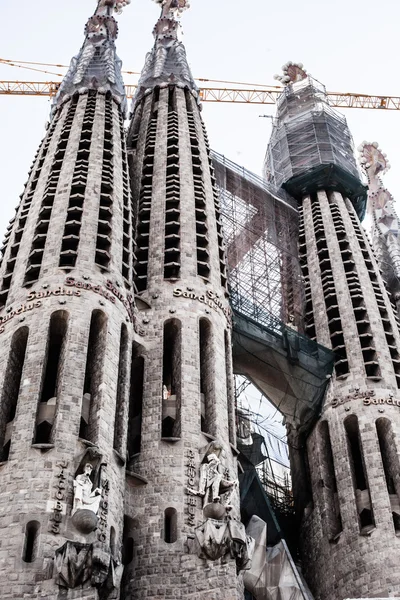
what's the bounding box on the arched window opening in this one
[127,345,144,460]
[199,319,214,435]
[121,515,136,597]
[319,421,343,541]
[0,327,29,461]
[376,418,400,534]
[34,311,68,444]
[225,330,235,445]
[287,429,313,517]
[113,325,129,456]
[164,507,178,544]
[162,320,181,439]
[344,415,375,533]
[23,521,40,563]
[80,310,108,442]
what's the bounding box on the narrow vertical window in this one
[162,320,181,439]
[164,508,178,543]
[319,421,343,541]
[80,310,108,443]
[121,515,136,598]
[225,330,235,445]
[127,346,144,459]
[376,417,400,534]
[199,319,214,436]
[34,311,68,444]
[113,324,129,456]
[344,415,375,533]
[23,521,40,563]
[110,526,116,556]
[0,327,29,461]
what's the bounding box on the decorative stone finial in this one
[274,62,308,85]
[131,0,197,111]
[51,0,130,118]
[152,0,190,17]
[358,141,399,239]
[358,141,391,177]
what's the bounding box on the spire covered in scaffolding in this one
[264,61,367,217]
[131,0,198,111]
[51,0,131,118]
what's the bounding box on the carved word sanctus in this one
[0,300,42,333]
[0,278,145,336]
[331,389,400,409]
[173,288,231,320]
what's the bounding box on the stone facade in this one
[265,65,400,600]
[0,2,245,599]
[293,193,400,600]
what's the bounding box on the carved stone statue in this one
[198,453,237,507]
[188,443,238,509]
[72,463,102,516]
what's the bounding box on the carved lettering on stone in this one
[49,460,69,535]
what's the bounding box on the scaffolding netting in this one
[263,76,367,218]
[213,151,334,432]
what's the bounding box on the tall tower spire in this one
[123,3,249,598]
[0,2,144,598]
[266,64,400,600]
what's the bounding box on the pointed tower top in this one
[51,0,131,118]
[131,0,197,112]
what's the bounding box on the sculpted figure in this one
[72,463,102,516]
[189,444,238,508]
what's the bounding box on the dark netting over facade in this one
[263,76,367,218]
[212,151,334,432]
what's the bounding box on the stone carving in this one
[97,477,110,543]
[55,541,93,589]
[188,442,238,511]
[73,463,102,516]
[187,441,254,571]
[194,518,255,571]
[55,541,124,595]
[274,62,308,85]
[51,0,129,119]
[185,449,198,526]
[49,460,69,535]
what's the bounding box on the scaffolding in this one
[213,151,304,332]
[214,151,334,433]
[263,76,367,218]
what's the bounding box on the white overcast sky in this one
[1,0,400,237]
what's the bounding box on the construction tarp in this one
[244,516,313,600]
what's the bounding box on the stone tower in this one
[266,63,400,600]
[122,1,251,598]
[0,1,144,598]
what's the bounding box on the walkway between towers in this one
[213,152,334,434]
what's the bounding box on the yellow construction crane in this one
[0,58,399,110]
[0,80,399,110]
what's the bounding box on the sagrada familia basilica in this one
[0,1,400,599]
